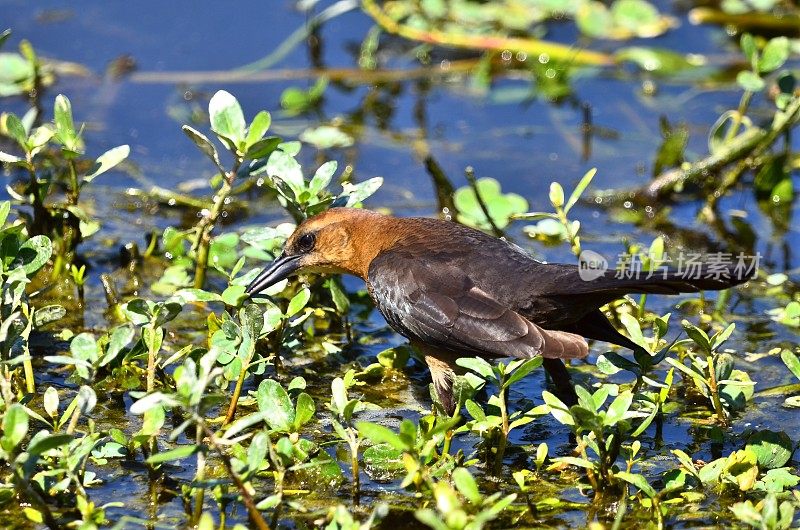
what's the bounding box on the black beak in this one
[245,254,301,296]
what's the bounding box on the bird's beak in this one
[245,254,301,296]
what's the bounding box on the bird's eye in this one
[296,232,316,252]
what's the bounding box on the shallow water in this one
[2,0,800,528]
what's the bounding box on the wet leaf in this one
[758,37,789,73]
[456,357,494,381]
[617,471,657,498]
[209,90,246,148]
[15,234,52,275]
[257,380,295,432]
[340,177,383,207]
[452,467,481,504]
[1,404,27,451]
[780,349,800,381]
[83,144,129,182]
[356,422,406,451]
[182,125,223,170]
[286,287,310,318]
[454,177,528,230]
[246,111,271,148]
[43,387,59,418]
[294,392,315,429]
[746,430,793,470]
[737,70,765,92]
[299,125,354,149]
[146,444,200,464]
[363,443,404,473]
[503,357,542,389]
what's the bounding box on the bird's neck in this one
[340,214,412,279]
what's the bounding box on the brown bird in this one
[246,208,752,414]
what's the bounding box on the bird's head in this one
[245,207,393,296]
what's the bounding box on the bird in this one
[246,207,753,415]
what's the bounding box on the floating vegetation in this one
[0,1,799,527]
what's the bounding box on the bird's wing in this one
[368,251,588,360]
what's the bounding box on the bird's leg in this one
[424,353,458,416]
[542,358,578,406]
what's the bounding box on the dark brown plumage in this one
[246,208,752,414]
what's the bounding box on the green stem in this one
[723,91,753,144]
[68,159,79,206]
[197,419,271,530]
[193,426,206,524]
[194,177,234,289]
[224,363,248,425]
[494,386,509,475]
[706,354,727,425]
[349,436,360,503]
[556,206,581,257]
[442,429,453,457]
[146,325,157,394]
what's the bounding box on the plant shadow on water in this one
[1,0,800,528]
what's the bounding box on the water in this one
[2,0,800,528]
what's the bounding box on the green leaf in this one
[542,391,574,426]
[294,392,315,429]
[4,113,27,147]
[70,332,99,363]
[1,404,27,451]
[245,136,281,159]
[780,349,800,381]
[182,125,223,171]
[146,444,200,464]
[27,433,72,455]
[363,443,404,472]
[340,177,383,207]
[209,90,246,148]
[454,177,528,230]
[299,125,354,149]
[465,399,486,421]
[53,94,80,152]
[16,234,52,275]
[740,33,757,65]
[746,430,793,470]
[456,356,494,381]
[620,313,647,350]
[758,37,790,73]
[616,471,657,498]
[503,357,542,389]
[549,182,565,208]
[102,325,134,367]
[415,509,449,530]
[0,151,23,163]
[246,111,271,148]
[172,288,223,304]
[603,390,633,426]
[266,150,304,194]
[309,161,337,195]
[356,421,406,451]
[43,387,59,418]
[565,168,596,213]
[452,467,481,504]
[286,287,310,318]
[576,1,613,38]
[83,145,129,182]
[257,380,295,432]
[737,70,765,92]
[611,0,661,33]
[681,320,711,354]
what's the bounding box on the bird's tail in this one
[552,261,756,297]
